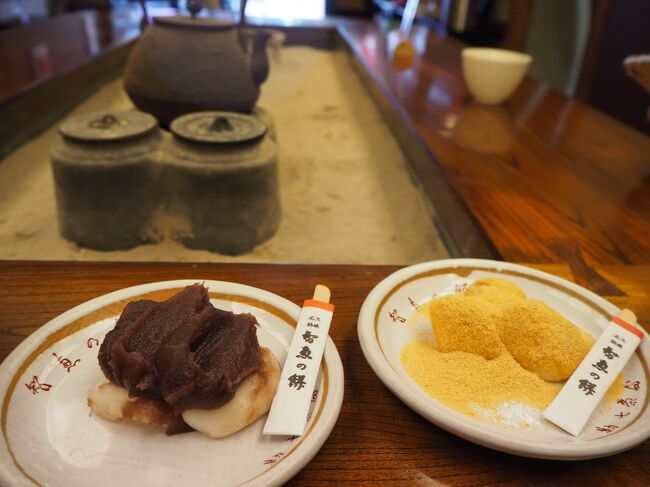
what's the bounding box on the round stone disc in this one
[59,111,158,142]
[170,112,267,144]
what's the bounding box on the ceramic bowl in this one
[462,48,532,104]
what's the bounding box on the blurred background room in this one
[2,0,648,132]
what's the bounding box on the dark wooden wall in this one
[582,0,650,134]
[0,11,101,102]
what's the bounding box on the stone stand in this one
[51,132,162,250]
[163,136,280,254]
[50,109,280,254]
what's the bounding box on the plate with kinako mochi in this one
[357,259,650,460]
[0,280,344,487]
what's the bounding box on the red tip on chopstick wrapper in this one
[612,316,644,339]
[303,299,335,312]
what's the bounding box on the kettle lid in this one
[170,112,267,144]
[59,110,158,142]
[153,16,235,30]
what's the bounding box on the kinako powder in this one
[400,278,624,423]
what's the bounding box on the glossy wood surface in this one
[340,21,650,266]
[0,260,648,486]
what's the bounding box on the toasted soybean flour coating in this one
[429,294,504,359]
[400,278,622,423]
[499,299,592,382]
[401,341,562,417]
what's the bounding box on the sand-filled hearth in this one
[0,46,448,264]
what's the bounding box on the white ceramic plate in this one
[0,280,344,487]
[358,259,650,460]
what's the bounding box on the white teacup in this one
[462,48,532,105]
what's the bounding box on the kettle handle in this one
[187,0,203,18]
[240,0,248,25]
[138,0,150,29]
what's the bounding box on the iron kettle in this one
[123,13,271,126]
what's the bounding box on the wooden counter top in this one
[0,260,648,486]
[340,21,650,266]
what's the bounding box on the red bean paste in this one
[98,284,262,427]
